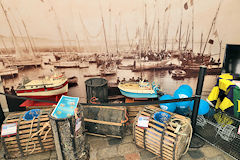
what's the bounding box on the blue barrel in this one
[190,99,210,115]
[159,95,177,113]
[173,85,193,108]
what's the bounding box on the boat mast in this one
[164,17,169,51]
[201,1,222,55]
[101,11,109,55]
[148,8,156,51]
[191,0,194,52]
[115,24,119,54]
[157,19,160,52]
[76,34,81,52]
[0,2,21,57]
[178,9,183,51]
[126,26,132,51]
[1,38,8,53]
[47,0,67,54]
[142,3,148,52]
[65,31,72,52]
[200,32,203,53]
[22,20,35,56]
[218,40,222,67]
[9,11,28,53]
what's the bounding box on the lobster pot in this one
[1,109,54,159]
[83,105,128,138]
[49,105,89,160]
[133,106,192,160]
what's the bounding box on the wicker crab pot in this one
[1,109,54,159]
[133,106,192,160]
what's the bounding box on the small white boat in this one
[53,61,80,68]
[53,61,89,68]
[171,69,187,78]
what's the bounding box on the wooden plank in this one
[4,130,53,142]
[18,121,49,130]
[135,129,174,150]
[7,142,54,152]
[6,138,54,149]
[6,117,49,124]
[84,118,122,126]
[135,134,173,155]
[135,137,173,159]
[8,149,53,159]
[86,132,107,137]
[18,126,50,135]
[135,139,173,160]
[135,127,175,148]
[4,136,53,145]
[136,143,171,160]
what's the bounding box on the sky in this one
[0,0,240,51]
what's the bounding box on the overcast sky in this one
[0,0,240,46]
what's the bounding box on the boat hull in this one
[16,82,68,99]
[119,89,158,98]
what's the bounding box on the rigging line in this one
[46,0,67,53]
[80,16,103,38]
[78,13,91,51]
[14,5,37,54]
[148,8,157,50]
[126,26,131,48]
[201,0,222,55]
[99,0,109,55]
[8,10,28,53]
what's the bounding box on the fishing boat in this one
[118,81,161,98]
[53,61,80,68]
[79,61,89,69]
[132,59,170,71]
[117,64,134,70]
[171,69,186,78]
[0,62,18,77]
[16,72,68,99]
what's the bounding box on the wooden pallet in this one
[1,109,55,159]
[133,106,192,160]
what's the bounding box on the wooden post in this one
[0,76,9,112]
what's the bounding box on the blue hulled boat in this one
[118,81,161,99]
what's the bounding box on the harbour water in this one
[2,56,218,103]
